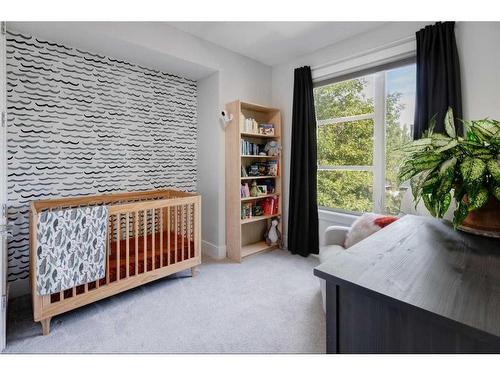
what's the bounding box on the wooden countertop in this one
[314,215,500,339]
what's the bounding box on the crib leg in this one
[40,317,51,336]
[191,266,197,277]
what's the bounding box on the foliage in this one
[398,108,500,227]
[314,77,411,214]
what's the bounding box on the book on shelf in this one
[261,196,279,216]
[241,117,259,133]
[240,183,250,198]
[240,114,275,135]
[240,140,263,156]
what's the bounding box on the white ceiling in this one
[169,22,387,66]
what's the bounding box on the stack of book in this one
[240,140,262,155]
[242,117,259,133]
[261,196,279,216]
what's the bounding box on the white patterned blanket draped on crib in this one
[36,206,108,295]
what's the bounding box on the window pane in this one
[318,119,373,166]
[314,76,374,120]
[318,170,373,213]
[385,64,416,214]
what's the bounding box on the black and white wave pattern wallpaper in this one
[6,30,198,283]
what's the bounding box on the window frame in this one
[314,60,415,215]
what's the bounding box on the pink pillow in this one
[344,213,398,248]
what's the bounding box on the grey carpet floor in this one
[4,250,325,353]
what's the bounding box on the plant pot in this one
[458,197,500,238]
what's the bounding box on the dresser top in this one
[314,215,500,338]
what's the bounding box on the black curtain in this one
[414,21,463,139]
[287,66,319,257]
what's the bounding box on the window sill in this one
[318,209,359,227]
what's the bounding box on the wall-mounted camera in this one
[220,110,233,129]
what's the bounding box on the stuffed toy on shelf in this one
[264,140,281,157]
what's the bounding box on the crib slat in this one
[116,213,121,281]
[167,207,171,266]
[135,211,139,276]
[188,204,192,259]
[174,206,178,264]
[126,212,130,278]
[107,215,112,285]
[160,208,164,267]
[181,205,186,261]
[143,209,147,272]
[152,208,155,269]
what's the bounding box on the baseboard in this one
[201,240,226,260]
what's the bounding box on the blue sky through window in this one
[386,64,416,132]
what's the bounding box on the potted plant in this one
[398,108,500,237]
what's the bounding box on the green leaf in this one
[439,192,452,217]
[487,158,500,184]
[444,107,456,138]
[439,157,457,176]
[412,153,442,172]
[492,185,500,201]
[398,161,417,183]
[400,138,432,153]
[410,170,432,202]
[427,113,438,136]
[470,119,500,141]
[421,173,438,194]
[467,187,489,212]
[460,157,486,185]
[470,147,495,160]
[422,194,437,217]
[436,139,458,153]
[453,201,469,228]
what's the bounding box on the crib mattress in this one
[50,230,194,302]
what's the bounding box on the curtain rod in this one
[311,35,415,72]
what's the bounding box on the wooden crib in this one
[29,189,201,335]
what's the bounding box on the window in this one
[314,63,416,214]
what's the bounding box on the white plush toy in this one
[264,141,282,157]
[344,213,398,248]
[265,218,284,248]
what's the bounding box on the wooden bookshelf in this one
[225,100,282,262]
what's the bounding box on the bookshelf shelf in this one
[241,176,278,180]
[240,155,279,159]
[240,132,279,139]
[241,241,277,258]
[241,214,280,225]
[225,100,282,262]
[241,194,279,202]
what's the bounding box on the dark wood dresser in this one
[314,215,500,353]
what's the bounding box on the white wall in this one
[457,22,500,120]
[272,21,500,236]
[197,72,223,258]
